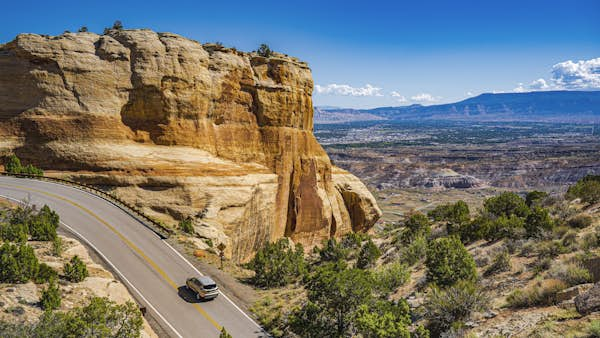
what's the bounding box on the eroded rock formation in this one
[0,29,381,262]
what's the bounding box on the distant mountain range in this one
[314,91,600,123]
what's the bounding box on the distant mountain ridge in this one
[315,91,600,123]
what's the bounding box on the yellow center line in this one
[0,182,222,331]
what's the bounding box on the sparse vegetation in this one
[356,239,381,269]
[0,297,143,337]
[506,279,567,308]
[246,238,305,288]
[63,255,88,283]
[567,175,600,204]
[219,327,233,338]
[257,43,272,57]
[40,279,61,310]
[423,281,487,336]
[178,218,194,234]
[484,250,511,276]
[3,155,43,176]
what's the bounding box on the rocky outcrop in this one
[0,29,381,262]
[575,282,600,315]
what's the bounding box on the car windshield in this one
[203,283,217,290]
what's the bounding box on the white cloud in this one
[513,83,526,93]
[410,93,440,102]
[529,78,549,90]
[551,57,600,89]
[314,83,383,97]
[390,91,408,103]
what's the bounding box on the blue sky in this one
[2,0,599,108]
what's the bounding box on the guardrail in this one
[0,171,173,239]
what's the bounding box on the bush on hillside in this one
[356,239,382,269]
[178,218,194,234]
[567,214,593,229]
[400,212,431,243]
[425,236,477,287]
[398,235,427,266]
[484,250,511,276]
[40,280,61,311]
[374,261,410,294]
[423,280,487,336]
[506,279,567,308]
[429,200,470,229]
[34,263,58,284]
[567,175,600,204]
[318,238,349,262]
[0,243,39,283]
[63,255,88,283]
[525,206,554,237]
[257,44,272,57]
[483,192,529,218]
[247,238,305,288]
[547,262,591,286]
[525,191,548,207]
[29,205,59,241]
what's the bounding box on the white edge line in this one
[0,193,183,338]
[162,240,264,331]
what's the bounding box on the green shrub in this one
[412,324,430,338]
[63,255,88,283]
[506,279,567,308]
[178,218,194,234]
[536,240,568,258]
[567,214,593,228]
[3,155,43,176]
[34,263,58,284]
[525,191,548,207]
[356,239,382,269]
[547,262,591,286]
[561,230,578,248]
[257,44,272,57]
[525,206,554,237]
[425,236,477,287]
[399,236,427,266]
[533,257,553,274]
[0,243,39,283]
[566,175,600,204]
[484,250,511,276]
[484,192,529,218]
[374,261,410,293]
[52,236,63,257]
[423,281,487,336]
[581,228,600,251]
[29,205,59,241]
[246,238,305,288]
[0,222,28,242]
[400,212,431,243]
[429,201,470,224]
[40,280,61,310]
[0,297,142,337]
[488,214,526,241]
[318,238,348,262]
[354,300,411,338]
[340,232,369,250]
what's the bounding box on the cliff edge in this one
[0,29,381,262]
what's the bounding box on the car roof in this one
[197,276,216,285]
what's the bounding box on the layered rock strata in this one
[0,29,381,261]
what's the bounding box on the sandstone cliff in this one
[0,29,381,262]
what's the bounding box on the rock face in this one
[575,282,600,315]
[0,30,381,262]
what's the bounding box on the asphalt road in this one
[0,176,266,338]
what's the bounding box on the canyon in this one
[0,29,381,262]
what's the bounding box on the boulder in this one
[574,282,600,315]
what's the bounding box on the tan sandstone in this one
[0,29,381,262]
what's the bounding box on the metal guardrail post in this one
[0,171,173,239]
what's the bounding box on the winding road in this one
[0,176,265,338]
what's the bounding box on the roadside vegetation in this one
[245,175,600,337]
[3,155,43,176]
[0,202,144,337]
